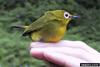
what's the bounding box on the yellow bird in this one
[12,10,79,42]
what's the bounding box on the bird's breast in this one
[45,26,66,42]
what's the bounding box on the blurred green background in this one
[0,0,100,67]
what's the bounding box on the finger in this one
[30,46,100,62]
[30,48,45,60]
[30,41,99,55]
[30,40,79,48]
[30,46,83,60]
[44,51,88,67]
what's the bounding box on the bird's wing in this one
[22,13,59,36]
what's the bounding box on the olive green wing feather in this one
[22,12,57,36]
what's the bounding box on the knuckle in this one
[75,41,87,47]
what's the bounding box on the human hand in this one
[29,40,100,67]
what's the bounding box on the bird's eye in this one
[64,12,69,19]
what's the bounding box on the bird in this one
[11,10,79,42]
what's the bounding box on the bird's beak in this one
[70,15,80,19]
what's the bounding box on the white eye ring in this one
[64,12,69,19]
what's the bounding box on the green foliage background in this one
[0,0,100,67]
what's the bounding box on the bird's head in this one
[48,10,80,24]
